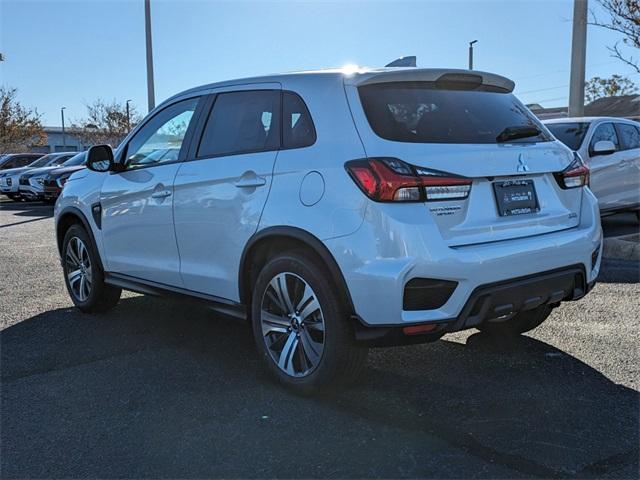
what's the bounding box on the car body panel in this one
[55,67,601,328]
[544,117,640,213]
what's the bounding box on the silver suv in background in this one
[55,67,601,392]
[0,152,76,201]
[544,117,640,218]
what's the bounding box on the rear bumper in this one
[354,265,595,345]
[326,189,602,327]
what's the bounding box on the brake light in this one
[345,158,471,202]
[555,153,589,189]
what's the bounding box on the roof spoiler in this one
[385,56,417,68]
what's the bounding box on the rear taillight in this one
[555,153,589,189]
[345,158,471,202]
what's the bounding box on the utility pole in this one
[126,99,132,131]
[145,0,156,112]
[468,40,478,70]
[61,107,66,150]
[569,0,588,117]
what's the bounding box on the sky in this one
[1,0,637,126]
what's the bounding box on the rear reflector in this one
[345,158,472,202]
[403,324,438,335]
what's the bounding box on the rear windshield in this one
[358,82,550,144]
[545,122,590,151]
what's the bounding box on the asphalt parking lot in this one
[1,198,638,479]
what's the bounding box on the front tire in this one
[62,224,121,313]
[478,305,552,336]
[251,252,368,394]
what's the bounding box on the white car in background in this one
[544,117,640,218]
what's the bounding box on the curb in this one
[602,233,640,261]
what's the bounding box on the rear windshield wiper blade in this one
[496,125,541,143]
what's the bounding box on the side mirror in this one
[592,140,616,156]
[86,145,115,172]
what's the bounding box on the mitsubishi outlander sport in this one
[54,67,602,392]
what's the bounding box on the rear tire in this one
[62,224,121,313]
[251,251,368,394]
[478,305,552,336]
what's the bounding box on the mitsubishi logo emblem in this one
[517,154,530,172]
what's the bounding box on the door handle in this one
[151,189,172,198]
[234,172,266,188]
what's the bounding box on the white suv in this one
[54,67,602,392]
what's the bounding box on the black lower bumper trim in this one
[355,264,588,346]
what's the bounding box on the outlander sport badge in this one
[517,154,530,172]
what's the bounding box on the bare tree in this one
[0,87,46,153]
[589,0,640,73]
[585,74,638,102]
[71,99,141,147]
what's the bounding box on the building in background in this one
[29,127,90,154]
[528,95,640,121]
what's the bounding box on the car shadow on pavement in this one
[0,200,54,225]
[1,295,638,478]
[597,258,639,284]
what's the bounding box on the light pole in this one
[145,0,156,112]
[569,0,588,117]
[61,107,66,150]
[468,40,478,70]
[126,99,132,131]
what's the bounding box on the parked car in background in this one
[0,153,44,171]
[544,117,640,218]
[0,152,76,200]
[43,152,88,202]
[55,67,601,392]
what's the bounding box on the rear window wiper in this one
[496,125,541,143]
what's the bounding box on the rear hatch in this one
[344,69,582,247]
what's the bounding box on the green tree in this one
[585,75,638,102]
[0,87,45,153]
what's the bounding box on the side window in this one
[125,97,199,169]
[590,123,619,154]
[16,156,35,167]
[283,92,316,149]
[197,90,280,158]
[1,159,16,169]
[615,123,640,150]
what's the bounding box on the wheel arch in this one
[238,226,355,314]
[56,206,104,271]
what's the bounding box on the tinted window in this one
[126,98,199,169]
[62,152,87,166]
[615,123,640,150]
[197,90,280,157]
[28,155,56,168]
[15,156,37,167]
[283,92,316,149]
[546,122,590,150]
[359,82,550,144]
[590,123,619,152]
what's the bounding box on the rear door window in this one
[589,123,619,153]
[614,123,640,150]
[358,82,550,144]
[197,90,280,158]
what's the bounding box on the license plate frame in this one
[493,179,539,217]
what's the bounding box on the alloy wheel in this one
[65,237,92,302]
[260,272,325,377]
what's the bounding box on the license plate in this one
[493,179,539,216]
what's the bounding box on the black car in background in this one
[42,152,87,202]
